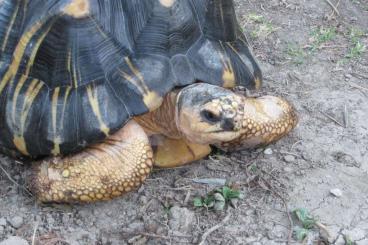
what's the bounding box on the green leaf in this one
[203,196,215,208]
[293,208,317,229]
[344,235,354,245]
[221,187,240,201]
[294,227,308,241]
[193,197,204,207]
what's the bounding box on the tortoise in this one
[0,0,298,203]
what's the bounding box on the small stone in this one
[128,235,147,245]
[0,226,4,236]
[283,167,293,173]
[284,155,295,163]
[330,188,343,197]
[0,218,6,227]
[128,222,145,233]
[344,73,352,79]
[264,148,273,155]
[169,207,195,234]
[0,236,29,245]
[9,216,23,229]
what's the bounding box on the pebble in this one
[0,236,29,245]
[330,188,343,197]
[0,226,4,236]
[264,148,273,155]
[283,167,293,173]
[284,155,296,163]
[8,216,23,229]
[169,206,195,233]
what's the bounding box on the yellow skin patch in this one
[63,0,90,18]
[30,121,153,203]
[216,96,298,151]
[153,136,211,168]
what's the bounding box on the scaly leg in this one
[28,121,153,203]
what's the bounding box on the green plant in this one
[310,27,336,51]
[294,208,317,229]
[346,28,366,59]
[293,208,318,241]
[286,43,307,65]
[344,235,356,245]
[193,186,242,211]
[248,13,265,23]
[247,13,276,38]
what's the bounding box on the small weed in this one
[251,22,276,38]
[310,27,336,51]
[293,208,318,241]
[346,28,366,59]
[248,13,265,23]
[294,227,309,241]
[193,186,242,211]
[286,43,307,65]
[344,235,356,245]
[294,208,317,229]
[250,164,258,173]
[247,13,276,38]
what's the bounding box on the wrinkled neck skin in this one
[134,91,182,139]
[135,85,298,152]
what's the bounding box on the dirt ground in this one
[1,0,367,244]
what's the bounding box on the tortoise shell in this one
[0,0,262,157]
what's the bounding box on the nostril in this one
[221,118,235,131]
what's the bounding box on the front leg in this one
[28,121,153,203]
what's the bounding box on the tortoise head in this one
[175,83,298,151]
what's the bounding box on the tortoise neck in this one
[134,91,182,138]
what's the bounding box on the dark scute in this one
[203,0,238,41]
[0,1,25,61]
[186,34,262,89]
[30,16,130,88]
[171,55,195,86]
[3,75,48,156]
[131,0,201,57]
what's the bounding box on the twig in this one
[343,104,349,128]
[31,221,39,245]
[319,111,345,128]
[259,177,294,245]
[328,0,340,19]
[324,0,340,16]
[0,163,33,196]
[279,151,301,158]
[349,82,368,92]
[290,140,303,151]
[351,72,368,80]
[138,232,191,240]
[316,221,332,239]
[198,212,231,245]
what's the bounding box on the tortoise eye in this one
[201,110,222,123]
